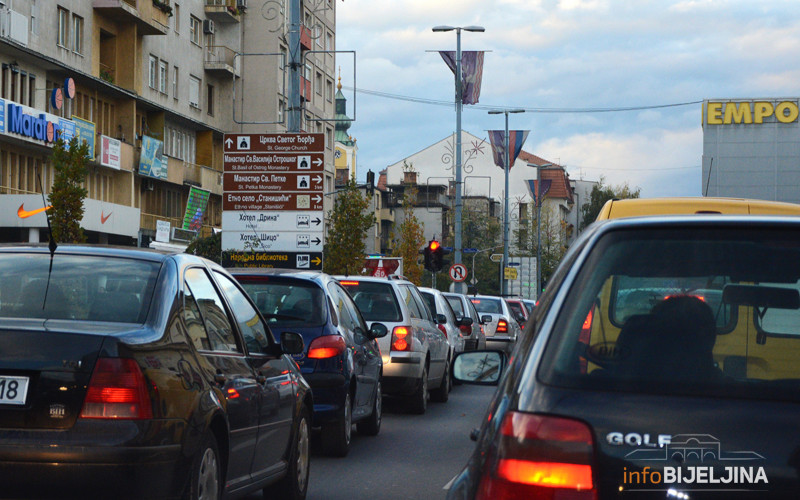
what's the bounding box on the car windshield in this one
[340,280,402,322]
[238,277,326,327]
[538,226,800,402]
[471,297,502,314]
[0,253,159,323]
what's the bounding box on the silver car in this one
[442,292,486,351]
[469,295,522,353]
[419,287,466,360]
[339,276,451,413]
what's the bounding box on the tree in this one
[323,177,376,276]
[514,202,569,294]
[49,137,90,243]
[445,199,502,294]
[391,164,425,285]
[580,177,641,230]
[187,232,221,264]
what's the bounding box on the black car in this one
[450,216,800,499]
[231,269,386,457]
[0,245,312,500]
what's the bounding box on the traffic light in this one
[424,239,444,272]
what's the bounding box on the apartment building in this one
[0,0,336,246]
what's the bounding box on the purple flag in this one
[527,179,552,205]
[488,130,530,170]
[439,51,485,105]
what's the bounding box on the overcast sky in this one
[333,0,800,198]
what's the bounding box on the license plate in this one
[0,376,29,405]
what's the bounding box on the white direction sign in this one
[222,231,324,252]
[490,253,503,263]
[449,264,468,282]
[222,211,323,233]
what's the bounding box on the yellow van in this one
[584,197,800,380]
[596,196,800,220]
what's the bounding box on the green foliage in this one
[49,137,89,244]
[514,202,569,291]
[391,164,425,285]
[187,231,221,264]
[323,177,376,276]
[580,177,641,230]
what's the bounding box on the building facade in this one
[0,0,337,247]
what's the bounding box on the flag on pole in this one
[488,130,530,170]
[439,51,485,105]
[527,179,552,205]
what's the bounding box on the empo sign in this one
[705,99,800,125]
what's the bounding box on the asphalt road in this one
[250,383,496,500]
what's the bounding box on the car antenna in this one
[38,174,57,311]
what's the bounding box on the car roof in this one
[229,267,326,280]
[596,196,800,220]
[334,275,413,285]
[0,243,171,263]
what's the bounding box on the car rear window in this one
[238,277,326,327]
[339,281,402,322]
[0,253,159,323]
[507,301,526,319]
[420,291,438,316]
[445,295,465,317]
[471,297,502,314]
[536,226,800,403]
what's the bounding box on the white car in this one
[418,287,466,361]
[469,295,523,353]
[339,276,451,413]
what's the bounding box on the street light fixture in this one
[488,109,525,296]
[433,24,484,294]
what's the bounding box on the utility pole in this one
[288,0,301,132]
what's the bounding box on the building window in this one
[278,98,284,123]
[315,71,322,95]
[189,75,200,108]
[326,32,333,52]
[326,127,333,149]
[206,84,214,116]
[71,14,83,54]
[30,0,38,36]
[189,16,201,46]
[174,3,180,33]
[173,66,178,100]
[28,75,35,107]
[159,61,168,94]
[57,7,69,48]
[148,55,157,89]
[326,79,333,102]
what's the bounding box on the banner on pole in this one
[439,51,485,105]
[527,179,552,204]
[488,130,530,170]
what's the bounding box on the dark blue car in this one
[231,269,386,457]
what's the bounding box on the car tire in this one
[266,405,310,500]
[321,391,352,457]
[185,433,222,500]
[431,358,450,403]
[408,364,428,414]
[356,380,382,436]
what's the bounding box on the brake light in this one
[477,412,596,500]
[339,281,360,286]
[496,319,508,334]
[578,308,594,373]
[437,324,448,339]
[459,324,471,335]
[80,358,153,420]
[307,335,347,359]
[391,326,411,351]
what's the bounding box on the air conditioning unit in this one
[202,19,215,35]
[236,0,247,10]
[171,227,197,243]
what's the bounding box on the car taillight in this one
[80,358,153,420]
[437,324,448,339]
[391,326,411,351]
[477,412,596,500]
[307,335,347,359]
[496,319,508,334]
[579,308,594,374]
[459,324,471,335]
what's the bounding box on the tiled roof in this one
[518,152,574,204]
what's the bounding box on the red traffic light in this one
[429,240,440,251]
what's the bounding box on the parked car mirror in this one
[452,351,506,385]
[436,313,448,325]
[458,316,474,327]
[280,331,304,355]
[481,315,493,324]
[368,322,389,339]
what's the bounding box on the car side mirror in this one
[436,314,447,325]
[481,315,493,324]
[368,322,389,339]
[280,331,304,355]
[458,316,474,327]
[452,350,507,385]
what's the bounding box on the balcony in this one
[300,76,311,101]
[300,26,312,51]
[204,45,240,77]
[180,159,223,196]
[93,0,168,36]
[204,0,241,23]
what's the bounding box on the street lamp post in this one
[489,109,524,296]
[433,25,484,294]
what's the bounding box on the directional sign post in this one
[222,133,325,269]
